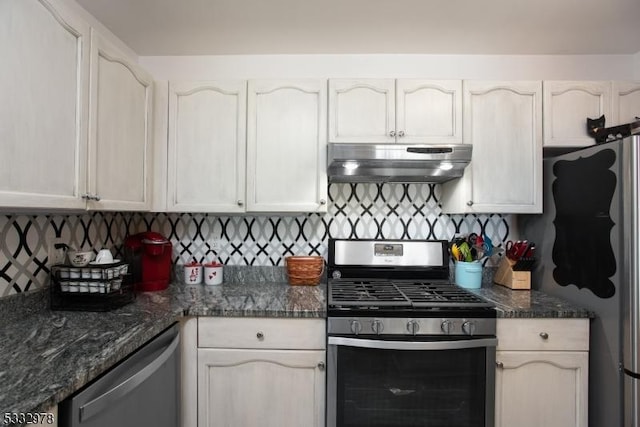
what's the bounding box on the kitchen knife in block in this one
[493,257,531,290]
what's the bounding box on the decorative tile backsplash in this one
[0,183,513,296]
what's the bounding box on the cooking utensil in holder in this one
[50,262,135,311]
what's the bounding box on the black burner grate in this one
[329,280,492,309]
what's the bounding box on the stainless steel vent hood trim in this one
[327,143,472,183]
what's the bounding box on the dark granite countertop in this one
[470,284,595,319]
[0,273,325,423]
[0,265,591,421]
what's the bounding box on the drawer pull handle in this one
[256,331,264,340]
[539,332,549,340]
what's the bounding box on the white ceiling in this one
[76,0,640,56]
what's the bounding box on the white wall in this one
[140,54,636,81]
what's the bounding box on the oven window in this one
[334,345,487,427]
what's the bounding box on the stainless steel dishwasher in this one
[59,323,180,427]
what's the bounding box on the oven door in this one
[327,336,497,427]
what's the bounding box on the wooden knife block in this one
[494,257,531,290]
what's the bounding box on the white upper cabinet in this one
[87,30,154,211]
[612,81,640,125]
[328,79,395,143]
[543,81,612,147]
[441,81,543,214]
[395,80,463,144]
[0,0,89,210]
[328,79,462,144]
[247,80,328,213]
[167,81,246,213]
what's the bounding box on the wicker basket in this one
[285,256,324,286]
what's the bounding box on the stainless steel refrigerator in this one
[519,135,640,427]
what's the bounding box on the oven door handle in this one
[328,336,498,351]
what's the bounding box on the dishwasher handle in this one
[79,332,180,422]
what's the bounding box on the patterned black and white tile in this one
[0,183,514,296]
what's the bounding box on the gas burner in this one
[326,239,496,322]
[329,280,493,309]
[329,281,410,306]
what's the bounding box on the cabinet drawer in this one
[198,317,326,350]
[497,318,589,351]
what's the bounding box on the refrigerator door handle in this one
[624,368,640,380]
[79,333,180,422]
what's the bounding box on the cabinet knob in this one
[539,332,549,340]
[398,131,405,137]
[317,362,326,371]
[319,199,326,205]
[256,331,264,340]
[82,193,101,201]
[237,200,244,206]
[389,131,396,137]
[466,200,474,206]
[496,361,504,369]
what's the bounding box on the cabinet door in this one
[328,79,395,143]
[442,81,542,213]
[495,351,588,427]
[87,30,153,211]
[543,81,612,147]
[613,81,640,125]
[396,79,463,144]
[247,80,327,212]
[198,348,325,427]
[167,81,246,212]
[0,0,89,209]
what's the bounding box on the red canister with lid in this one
[124,232,173,291]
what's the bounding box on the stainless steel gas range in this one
[326,239,497,427]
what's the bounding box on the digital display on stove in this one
[374,243,403,257]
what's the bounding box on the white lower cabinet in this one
[495,318,589,427]
[198,348,325,427]
[191,317,326,427]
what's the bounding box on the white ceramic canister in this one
[203,262,223,285]
[184,262,203,284]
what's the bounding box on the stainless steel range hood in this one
[327,143,472,183]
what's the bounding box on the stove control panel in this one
[328,317,496,337]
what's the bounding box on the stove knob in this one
[406,320,420,335]
[441,320,453,335]
[462,321,477,336]
[350,320,362,335]
[371,319,384,335]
